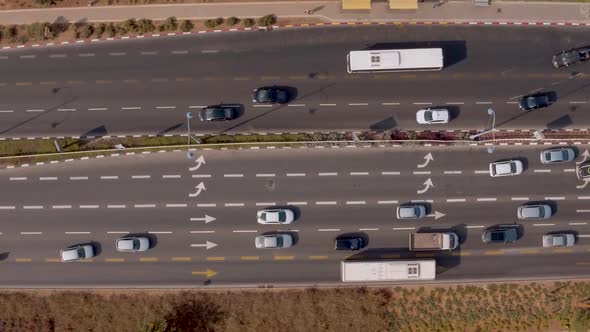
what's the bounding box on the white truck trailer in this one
[340,260,436,282]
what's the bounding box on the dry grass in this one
[0,282,588,332]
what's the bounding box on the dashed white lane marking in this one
[256,202,276,206]
[121,106,141,110]
[319,103,337,106]
[20,55,36,59]
[224,174,244,178]
[506,101,518,104]
[287,201,307,205]
[256,173,275,177]
[135,204,156,208]
[52,205,72,209]
[192,174,211,178]
[166,203,187,208]
[348,103,369,106]
[100,176,118,180]
[107,204,126,209]
[533,223,555,227]
[190,231,216,234]
[413,102,433,105]
[26,109,44,113]
[140,51,158,55]
[65,231,90,234]
[381,102,400,105]
[477,198,497,202]
[564,168,576,173]
[0,206,15,210]
[413,171,431,175]
[107,231,129,234]
[446,198,467,203]
[232,230,257,233]
[287,104,306,107]
[49,54,67,58]
[319,172,338,176]
[445,102,464,105]
[534,169,551,173]
[253,104,273,108]
[287,173,306,177]
[318,228,340,232]
[171,50,189,54]
[80,205,99,209]
[132,175,151,179]
[197,203,216,207]
[569,101,587,104]
[79,53,95,57]
[70,176,88,180]
[316,201,337,205]
[476,101,493,105]
[346,201,366,205]
[378,200,398,204]
[148,231,173,234]
[511,197,529,201]
[545,196,565,200]
[0,110,14,113]
[23,206,43,209]
[411,199,433,203]
[57,108,76,112]
[578,196,590,200]
[474,170,489,174]
[225,203,245,207]
[381,171,400,175]
[21,232,42,235]
[88,107,107,111]
[9,177,27,181]
[162,175,181,179]
[109,52,127,56]
[393,227,415,230]
[201,50,220,54]
[359,228,379,231]
[350,172,369,176]
[466,225,485,229]
[569,222,588,225]
[156,106,176,109]
[444,171,462,175]
[577,209,590,213]
[39,177,57,181]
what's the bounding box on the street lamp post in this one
[468,108,496,154]
[186,111,194,159]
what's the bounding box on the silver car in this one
[416,108,450,124]
[255,234,293,249]
[396,204,426,219]
[257,208,295,225]
[489,160,523,177]
[116,236,150,252]
[517,204,552,220]
[60,244,95,262]
[542,233,575,248]
[540,147,575,164]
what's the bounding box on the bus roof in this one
[347,48,443,72]
[341,260,436,282]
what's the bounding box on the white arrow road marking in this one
[417,178,433,194]
[417,153,434,168]
[426,211,446,220]
[190,215,216,223]
[190,241,218,250]
[189,155,206,172]
[577,179,590,190]
[189,182,206,197]
[580,150,590,163]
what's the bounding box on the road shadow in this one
[0,252,9,261]
[157,123,184,136]
[0,96,78,137]
[62,125,108,149]
[546,114,574,131]
[336,232,370,249]
[370,116,397,131]
[90,241,101,257]
[365,40,467,68]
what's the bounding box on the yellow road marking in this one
[439,21,448,25]
[274,255,295,260]
[520,249,539,254]
[140,257,158,262]
[344,75,360,80]
[378,22,386,25]
[95,80,112,84]
[451,251,471,256]
[66,80,84,85]
[261,76,280,80]
[427,74,441,79]
[192,269,218,278]
[399,74,417,79]
[553,248,573,253]
[527,73,545,78]
[484,250,505,256]
[479,73,494,78]
[45,258,60,263]
[15,258,32,262]
[452,74,465,79]
[415,253,435,258]
[240,256,260,261]
[79,259,94,263]
[380,254,401,259]
[372,74,393,80]
[287,76,307,80]
[40,81,57,85]
[576,262,590,266]
[206,256,225,261]
[175,77,192,82]
[284,24,294,28]
[172,257,191,262]
[423,21,433,25]
[362,22,371,25]
[15,82,32,86]
[301,24,310,27]
[204,76,223,81]
[151,78,169,82]
[309,255,329,260]
[105,258,125,262]
[315,75,334,80]
[316,23,325,26]
[233,77,250,81]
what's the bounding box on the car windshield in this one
[259,213,267,221]
[424,111,433,121]
[490,231,505,241]
[278,211,286,222]
[414,207,421,216]
[510,163,516,172]
[77,247,85,258]
[258,89,274,102]
[132,239,140,250]
[275,237,283,247]
[209,109,226,119]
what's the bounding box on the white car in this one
[540,147,575,164]
[255,234,293,249]
[517,204,552,220]
[396,204,426,219]
[416,108,449,124]
[489,160,523,177]
[542,233,575,248]
[257,208,295,224]
[60,244,95,262]
[116,236,150,252]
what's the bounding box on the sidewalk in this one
[0,1,589,25]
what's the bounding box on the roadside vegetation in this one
[0,282,588,331]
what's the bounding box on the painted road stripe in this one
[9,177,27,181]
[359,228,379,231]
[256,173,275,177]
[576,210,590,213]
[413,171,431,175]
[569,222,587,226]
[172,257,192,261]
[393,227,415,230]
[106,258,125,262]
[70,176,89,180]
[466,225,485,229]
[162,175,181,179]
[287,201,307,205]
[578,196,590,200]
[446,198,466,203]
[444,171,462,175]
[316,201,337,205]
[107,204,126,208]
[65,231,90,234]
[274,256,294,260]
[206,257,225,261]
[287,173,306,177]
[318,228,340,232]
[52,205,72,209]
[533,223,555,227]
[166,204,187,208]
[148,231,173,234]
[474,170,489,174]
[378,200,398,204]
[0,206,15,210]
[346,201,366,205]
[240,256,259,260]
[225,203,245,207]
[21,232,42,235]
[381,171,400,175]
[100,176,118,180]
[233,230,257,233]
[511,197,529,201]
[256,202,276,206]
[545,196,565,200]
[319,172,338,176]
[40,177,58,181]
[132,175,151,179]
[350,172,369,176]
[80,205,99,209]
[477,198,497,202]
[107,231,129,234]
[534,169,551,173]
[484,250,505,255]
[224,174,244,178]
[192,174,211,178]
[135,204,156,208]
[197,203,216,207]
[140,257,159,262]
[23,206,43,209]
[309,256,329,260]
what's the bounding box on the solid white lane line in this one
[378,200,398,204]
[197,203,216,207]
[166,204,187,208]
[162,175,181,179]
[65,231,90,234]
[545,196,565,200]
[577,209,590,213]
[350,172,369,176]
[256,173,275,177]
[533,223,555,227]
[346,201,366,205]
[192,174,211,178]
[224,174,244,178]
[534,169,551,173]
[190,231,216,234]
[256,202,276,206]
[466,225,485,229]
[70,176,89,180]
[21,232,42,235]
[318,228,340,232]
[316,201,337,205]
[447,198,466,203]
[569,222,587,225]
[79,205,99,209]
[9,177,27,181]
[287,201,307,205]
[393,227,415,230]
[444,171,462,175]
[107,205,126,208]
[511,197,529,201]
[287,173,306,177]
[132,175,151,179]
[359,228,379,231]
[232,230,257,233]
[52,205,72,209]
[477,198,497,202]
[100,176,118,180]
[319,172,338,176]
[23,206,43,209]
[474,170,489,174]
[381,171,401,175]
[135,204,156,208]
[225,203,245,207]
[40,177,58,181]
[413,171,431,175]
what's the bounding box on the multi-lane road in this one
[0,25,590,137]
[0,144,588,287]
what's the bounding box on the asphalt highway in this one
[0,26,590,137]
[0,144,589,287]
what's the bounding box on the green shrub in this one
[179,20,194,32]
[215,17,224,26]
[3,25,17,42]
[80,24,94,39]
[258,14,276,26]
[243,18,255,27]
[204,19,217,29]
[162,16,177,31]
[136,19,155,33]
[27,22,52,40]
[226,17,239,26]
[118,18,137,34]
[106,23,117,37]
[32,0,56,6]
[95,23,106,38]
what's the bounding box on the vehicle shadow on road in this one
[0,252,9,261]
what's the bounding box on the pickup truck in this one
[409,232,459,251]
[552,48,590,68]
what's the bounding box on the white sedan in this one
[542,233,575,248]
[540,147,575,164]
[116,236,150,252]
[60,244,95,262]
[489,160,523,177]
[416,108,449,124]
[255,234,294,249]
[257,208,295,224]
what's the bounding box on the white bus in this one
[346,48,444,73]
[341,259,436,282]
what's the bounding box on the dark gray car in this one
[481,227,518,244]
[334,236,363,250]
[519,93,550,111]
[198,104,241,122]
[252,86,289,104]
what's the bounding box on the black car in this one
[252,86,289,104]
[519,93,550,111]
[334,236,363,250]
[198,104,241,122]
[481,227,518,244]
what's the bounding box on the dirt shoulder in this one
[0,281,588,331]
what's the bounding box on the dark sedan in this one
[519,93,550,111]
[252,86,290,104]
[198,104,241,122]
[334,236,363,250]
[481,227,518,244]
